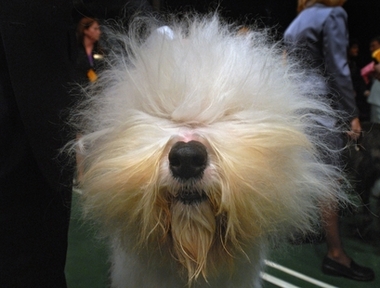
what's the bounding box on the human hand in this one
[347,117,361,140]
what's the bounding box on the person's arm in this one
[323,7,361,138]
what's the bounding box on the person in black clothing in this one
[0,1,155,287]
[75,17,103,84]
[0,1,76,287]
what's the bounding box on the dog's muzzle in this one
[168,141,208,204]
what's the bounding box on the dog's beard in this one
[171,200,216,282]
[150,180,230,284]
[148,180,250,284]
[126,176,238,284]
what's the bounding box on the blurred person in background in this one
[348,39,370,122]
[284,0,374,282]
[75,17,103,84]
[367,36,380,123]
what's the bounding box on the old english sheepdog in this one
[70,15,347,288]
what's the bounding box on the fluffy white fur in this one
[71,15,347,288]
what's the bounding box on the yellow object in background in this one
[372,48,380,64]
[87,68,98,82]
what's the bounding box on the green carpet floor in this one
[66,192,380,287]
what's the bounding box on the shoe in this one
[322,256,375,281]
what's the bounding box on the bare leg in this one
[322,205,351,267]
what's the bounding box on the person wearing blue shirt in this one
[284,0,374,282]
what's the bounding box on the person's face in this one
[84,22,101,42]
[349,44,359,57]
[370,40,380,53]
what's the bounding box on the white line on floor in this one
[264,260,338,288]
[260,272,300,288]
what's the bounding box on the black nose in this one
[168,141,208,180]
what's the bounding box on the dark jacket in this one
[75,43,104,84]
[0,1,76,287]
[0,0,76,189]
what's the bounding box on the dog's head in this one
[72,15,345,283]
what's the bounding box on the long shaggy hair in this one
[69,14,348,288]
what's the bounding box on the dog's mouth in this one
[176,189,208,205]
